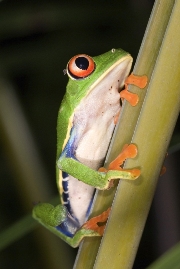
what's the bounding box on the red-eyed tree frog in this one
[33,48,147,247]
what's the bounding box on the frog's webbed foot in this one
[120,73,148,106]
[99,144,140,188]
[82,207,111,235]
[33,203,67,226]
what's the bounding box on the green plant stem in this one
[94,0,180,268]
[73,0,178,268]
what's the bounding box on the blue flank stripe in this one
[61,126,77,159]
[60,126,77,215]
[62,191,69,203]
[57,125,96,234]
[56,210,80,237]
[62,171,69,180]
[56,223,74,237]
[85,189,95,219]
[62,172,68,192]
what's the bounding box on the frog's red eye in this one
[67,54,95,80]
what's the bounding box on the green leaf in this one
[0,214,36,251]
[146,242,180,269]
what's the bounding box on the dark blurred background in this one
[0,1,180,268]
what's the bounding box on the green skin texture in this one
[33,48,137,248]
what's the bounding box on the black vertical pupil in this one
[75,57,89,70]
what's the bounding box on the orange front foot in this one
[125,73,148,89]
[108,144,137,170]
[120,73,148,106]
[99,144,140,179]
[82,207,111,235]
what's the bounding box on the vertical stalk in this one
[94,0,180,268]
[74,0,177,268]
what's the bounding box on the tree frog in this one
[33,48,147,247]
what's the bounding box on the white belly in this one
[67,59,130,225]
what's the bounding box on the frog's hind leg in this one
[82,207,111,235]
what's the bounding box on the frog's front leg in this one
[57,143,140,190]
